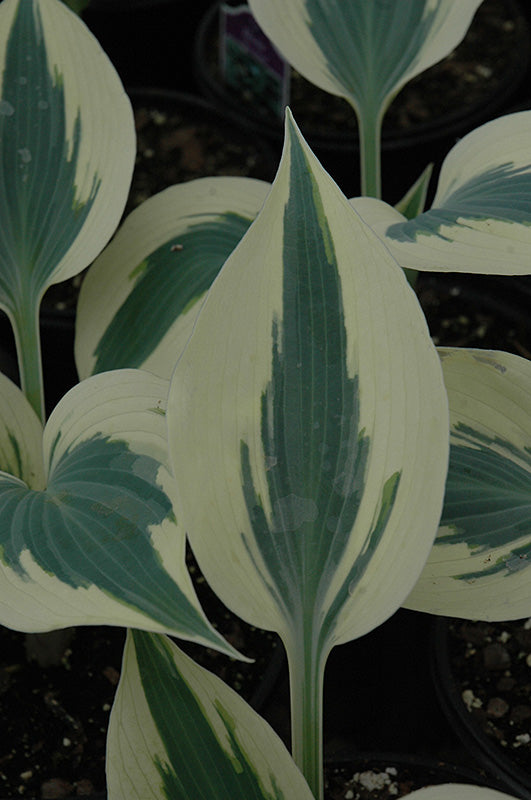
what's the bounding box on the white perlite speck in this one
[462,689,482,710]
[353,769,398,792]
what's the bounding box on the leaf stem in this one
[11,294,45,423]
[358,105,383,199]
[286,624,327,800]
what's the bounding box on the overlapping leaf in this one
[406,348,531,621]
[352,112,531,274]
[167,111,449,656]
[75,178,269,379]
[0,369,237,657]
[107,630,314,800]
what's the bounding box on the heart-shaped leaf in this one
[406,348,531,621]
[107,630,314,800]
[75,178,269,379]
[0,369,237,658]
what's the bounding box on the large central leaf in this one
[237,137,399,630]
[167,111,448,797]
[167,112,449,651]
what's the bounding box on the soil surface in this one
[324,758,492,800]
[441,618,531,778]
[0,546,281,799]
[202,0,529,137]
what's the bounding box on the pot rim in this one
[431,616,531,800]
[325,751,508,789]
[194,0,531,152]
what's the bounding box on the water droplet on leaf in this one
[0,100,14,116]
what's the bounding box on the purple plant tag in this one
[220,4,290,119]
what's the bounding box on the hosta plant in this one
[0,1,531,800]
[247,0,531,279]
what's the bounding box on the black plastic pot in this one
[431,617,531,800]
[194,0,531,202]
[259,608,466,761]
[82,0,215,91]
[416,271,531,357]
[325,753,509,798]
[126,87,278,194]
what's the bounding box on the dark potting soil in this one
[324,758,493,800]
[0,545,281,799]
[444,618,531,776]
[203,0,528,138]
[416,273,531,358]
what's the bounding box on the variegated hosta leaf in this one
[0,0,135,303]
[406,348,531,621]
[167,110,449,653]
[351,111,531,275]
[248,0,481,124]
[107,630,314,800]
[75,178,269,380]
[0,369,237,657]
[405,788,518,800]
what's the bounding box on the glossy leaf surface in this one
[107,630,314,800]
[406,348,531,621]
[75,178,269,380]
[352,112,531,275]
[0,369,235,656]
